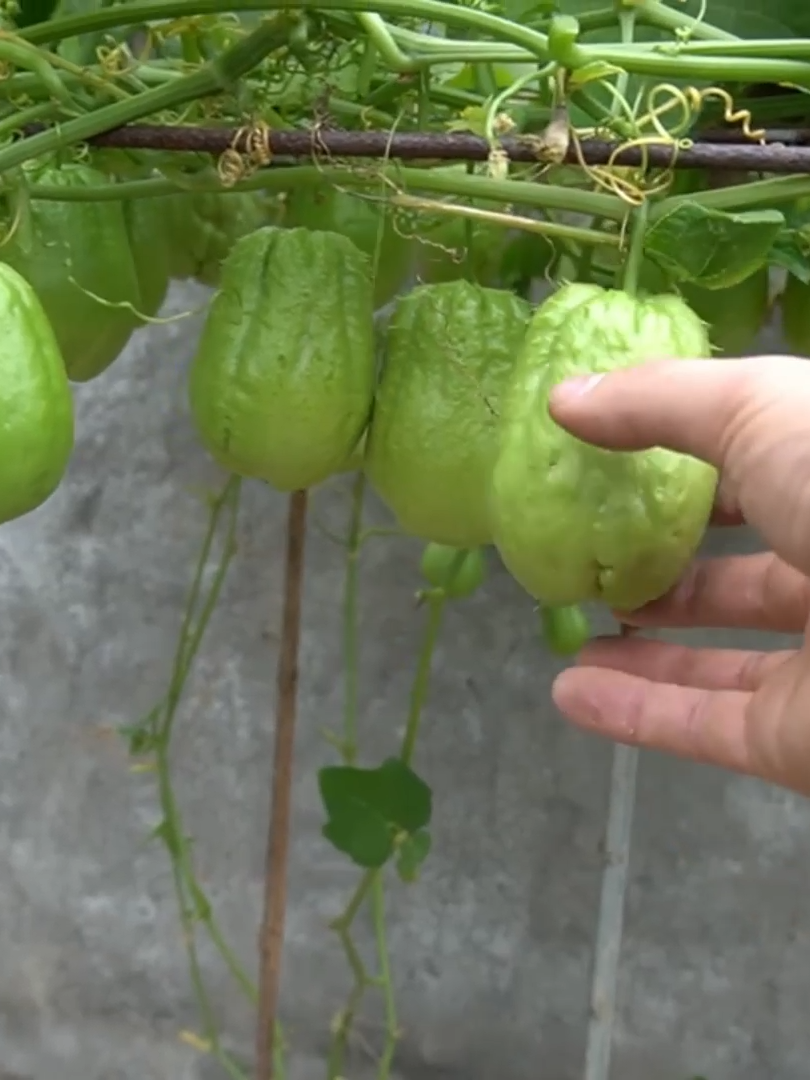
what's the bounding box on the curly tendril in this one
[216,120,274,187]
[639,84,766,144]
[96,43,134,76]
[571,80,765,207]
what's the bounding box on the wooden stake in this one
[256,489,308,1080]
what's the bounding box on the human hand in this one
[547,355,810,796]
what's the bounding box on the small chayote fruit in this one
[488,283,718,611]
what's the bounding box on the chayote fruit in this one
[121,194,171,318]
[1,162,143,382]
[283,184,413,309]
[488,283,718,611]
[636,259,769,357]
[162,189,273,287]
[0,263,73,524]
[188,226,376,492]
[365,280,531,547]
[419,543,486,599]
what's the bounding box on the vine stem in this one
[130,476,252,1078]
[391,193,620,249]
[372,871,399,1079]
[636,0,736,41]
[28,163,628,222]
[327,869,377,1079]
[256,489,308,1080]
[21,0,810,86]
[0,14,298,174]
[620,219,645,295]
[401,595,445,766]
[325,470,373,1079]
[326,583,447,1074]
[341,471,366,764]
[22,0,550,55]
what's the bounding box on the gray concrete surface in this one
[1,282,808,1080]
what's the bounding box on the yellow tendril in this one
[95,43,133,76]
[216,146,246,187]
[0,201,22,249]
[571,78,763,210]
[639,83,765,144]
[691,86,766,143]
[570,127,647,206]
[215,120,273,188]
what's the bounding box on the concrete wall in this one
[1,283,808,1080]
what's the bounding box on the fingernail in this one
[550,373,604,406]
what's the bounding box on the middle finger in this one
[578,636,796,692]
[615,552,810,634]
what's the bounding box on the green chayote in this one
[489,283,717,611]
[0,263,73,524]
[188,226,376,492]
[365,280,531,547]
[1,162,143,382]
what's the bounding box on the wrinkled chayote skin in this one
[188,226,376,492]
[121,194,171,318]
[1,162,143,382]
[489,283,718,611]
[0,263,74,524]
[365,280,531,547]
[283,184,413,310]
[163,190,273,286]
[635,258,769,358]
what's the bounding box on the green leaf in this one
[322,803,393,869]
[769,200,810,284]
[669,0,810,38]
[16,0,60,27]
[50,0,106,64]
[770,231,810,284]
[442,63,530,93]
[319,758,432,869]
[396,829,432,883]
[569,60,625,89]
[645,202,785,289]
[446,105,490,136]
[377,758,433,830]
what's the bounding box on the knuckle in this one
[735,650,773,692]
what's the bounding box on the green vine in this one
[120,476,260,1079]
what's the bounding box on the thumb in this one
[547,354,810,578]
[548,356,797,465]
